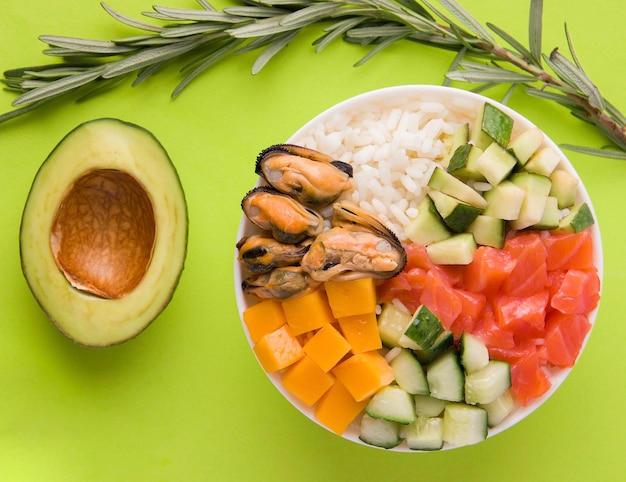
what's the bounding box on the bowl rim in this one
[234,84,603,452]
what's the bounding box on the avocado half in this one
[20,118,188,347]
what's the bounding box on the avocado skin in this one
[20,118,188,347]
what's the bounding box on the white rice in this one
[292,93,473,241]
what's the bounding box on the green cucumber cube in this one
[426,233,477,265]
[428,190,483,233]
[467,215,505,248]
[507,126,544,165]
[471,103,514,149]
[404,196,451,246]
[483,180,526,220]
[428,167,488,209]
[524,146,561,176]
[549,169,579,209]
[476,142,518,186]
[447,143,486,182]
[557,202,594,233]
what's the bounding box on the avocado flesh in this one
[20,118,188,347]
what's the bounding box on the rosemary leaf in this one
[564,23,584,71]
[226,15,291,38]
[102,37,208,79]
[101,3,164,33]
[39,35,136,55]
[314,17,366,52]
[12,68,104,106]
[152,5,242,23]
[446,68,536,84]
[223,6,289,18]
[487,22,534,62]
[543,48,604,111]
[345,24,413,39]
[173,38,245,97]
[252,30,299,74]
[436,0,495,44]
[443,45,466,86]
[528,0,543,65]
[354,32,409,66]
[196,0,215,11]
[524,86,581,109]
[561,144,626,160]
[160,23,231,38]
[279,3,343,28]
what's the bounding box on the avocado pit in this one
[50,169,156,299]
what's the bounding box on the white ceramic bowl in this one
[234,85,603,451]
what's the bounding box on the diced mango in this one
[332,351,394,402]
[314,379,370,435]
[282,355,335,406]
[243,299,287,344]
[282,289,335,336]
[303,323,351,372]
[253,325,304,372]
[324,278,377,318]
[337,311,382,354]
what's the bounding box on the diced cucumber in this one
[471,103,514,149]
[404,196,451,246]
[401,305,444,351]
[428,190,483,233]
[482,180,526,220]
[466,215,505,249]
[377,303,412,348]
[365,385,417,424]
[557,202,594,233]
[476,142,518,186]
[390,349,430,395]
[426,349,465,402]
[509,172,552,230]
[524,146,561,176]
[442,403,488,447]
[405,416,444,451]
[459,332,489,374]
[507,126,544,165]
[428,167,488,209]
[441,123,470,167]
[426,233,477,265]
[479,390,516,427]
[549,169,579,209]
[464,360,511,405]
[414,394,448,417]
[447,143,486,182]
[359,413,402,449]
[414,330,454,364]
[534,195,560,230]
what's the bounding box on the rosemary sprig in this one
[1,0,624,159]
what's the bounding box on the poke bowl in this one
[234,85,603,451]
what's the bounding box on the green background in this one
[1,1,623,480]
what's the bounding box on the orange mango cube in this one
[303,323,351,372]
[282,289,335,336]
[253,325,304,372]
[332,351,394,402]
[337,311,382,354]
[314,379,370,435]
[324,278,377,318]
[243,299,287,344]
[282,355,335,406]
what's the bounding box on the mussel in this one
[242,266,320,300]
[301,201,407,282]
[241,186,325,244]
[236,235,312,273]
[255,144,353,206]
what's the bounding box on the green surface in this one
[0,1,624,481]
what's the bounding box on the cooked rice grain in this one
[293,94,469,241]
